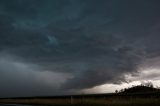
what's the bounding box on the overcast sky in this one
[0,0,160,97]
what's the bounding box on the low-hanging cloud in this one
[0,0,160,96]
[0,53,71,97]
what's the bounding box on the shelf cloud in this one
[0,0,160,97]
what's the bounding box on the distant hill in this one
[118,85,160,94]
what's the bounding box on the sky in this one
[0,0,160,97]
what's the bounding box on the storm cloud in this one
[0,0,160,97]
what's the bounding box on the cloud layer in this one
[0,0,160,97]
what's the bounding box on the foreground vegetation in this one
[1,97,160,106]
[1,85,160,106]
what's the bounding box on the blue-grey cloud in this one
[0,0,160,96]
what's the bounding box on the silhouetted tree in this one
[115,90,118,93]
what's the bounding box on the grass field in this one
[0,96,160,106]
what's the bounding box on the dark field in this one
[1,93,160,106]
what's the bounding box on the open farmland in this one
[0,92,160,106]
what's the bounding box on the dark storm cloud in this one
[0,0,160,96]
[0,53,71,97]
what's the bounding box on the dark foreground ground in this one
[0,92,160,106]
